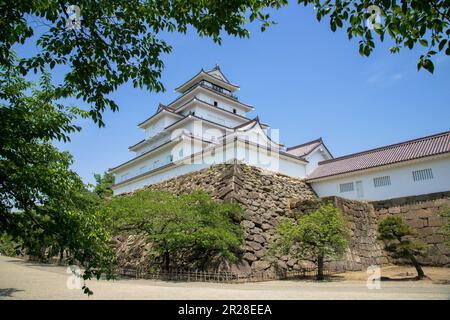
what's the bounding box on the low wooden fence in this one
[115,266,339,283]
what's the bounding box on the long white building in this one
[110,66,450,201]
[307,131,450,201]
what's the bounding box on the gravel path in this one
[1,256,449,300]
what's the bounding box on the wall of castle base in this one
[113,164,449,274]
[372,192,450,266]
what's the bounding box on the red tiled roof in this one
[307,131,450,181]
[286,138,323,157]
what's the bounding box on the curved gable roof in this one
[233,117,284,148]
[175,67,240,93]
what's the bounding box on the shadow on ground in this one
[0,288,24,298]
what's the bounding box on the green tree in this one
[300,0,450,74]
[93,172,115,199]
[272,203,348,280]
[103,190,244,270]
[0,232,21,257]
[0,0,288,125]
[0,61,115,295]
[378,216,427,279]
[0,2,447,128]
[439,207,450,247]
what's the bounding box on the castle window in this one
[339,182,354,193]
[233,108,237,114]
[214,101,218,107]
[412,168,433,182]
[374,176,391,188]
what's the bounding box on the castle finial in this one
[214,63,220,70]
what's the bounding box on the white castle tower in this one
[110,66,331,195]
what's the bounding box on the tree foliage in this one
[378,216,427,279]
[304,0,449,74]
[272,203,348,280]
[1,1,446,129]
[93,172,115,199]
[439,206,450,247]
[0,61,115,295]
[102,190,244,270]
[0,232,21,257]
[0,0,287,125]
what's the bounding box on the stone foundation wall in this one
[372,192,450,266]
[148,162,318,273]
[292,197,389,271]
[114,163,449,272]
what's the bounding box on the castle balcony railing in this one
[182,80,238,101]
[198,80,238,100]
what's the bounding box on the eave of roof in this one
[137,106,182,128]
[131,104,268,152]
[111,134,212,173]
[176,96,257,123]
[175,69,240,93]
[231,116,284,148]
[170,84,254,111]
[205,65,231,83]
[288,138,334,159]
[287,138,323,152]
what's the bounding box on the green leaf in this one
[419,39,428,47]
[422,59,434,74]
[330,21,337,32]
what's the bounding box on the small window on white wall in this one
[340,182,354,193]
[412,168,434,182]
[356,181,364,198]
[374,176,391,188]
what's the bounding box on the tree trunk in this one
[164,250,170,271]
[317,255,325,281]
[59,248,64,266]
[409,253,425,279]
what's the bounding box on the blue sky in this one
[21,5,450,185]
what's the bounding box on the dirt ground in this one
[1,255,449,300]
[336,265,450,284]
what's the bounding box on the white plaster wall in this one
[310,156,450,201]
[189,104,246,128]
[143,114,179,138]
[196,93,247,116]
[305,148,331,175]
[114,148,176,184]
[113,139,308,195]
[135,134,171,155]
[115,139,206,184]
